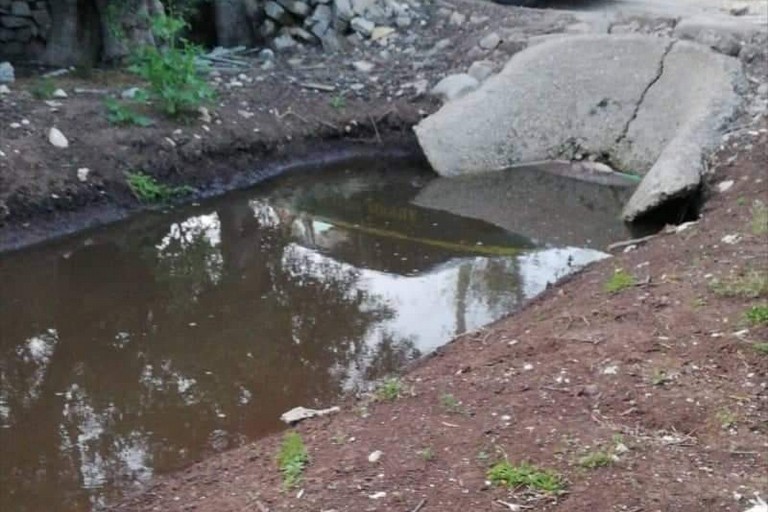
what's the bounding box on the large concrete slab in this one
[414,34,746,221]
[415,34,671,177]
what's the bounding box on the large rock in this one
[430,73,479,102]
[0,61,13,83]
[414,35,745,221]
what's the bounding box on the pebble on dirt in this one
[48,127,69,148]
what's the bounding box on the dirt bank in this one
[111,124,767,512]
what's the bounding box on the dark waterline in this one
[0,161,635,511]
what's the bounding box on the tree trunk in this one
[43,0,165,67]
[43,0,101,67]
[95,0,165,64]
[213,0,255,47]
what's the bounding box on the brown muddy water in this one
[0,161,639,511]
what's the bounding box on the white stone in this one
[353,60,375,73]
[52,89,68,99]
[368,450,383,463]
[0,84,9,94]
[449,11,465,26]
[350,17,375,36]
[48,127,69,149]
[280,406,340,424]
[371,26,395,41]
[716,179,734,192]
[369,492,387,500]
[77,168,90,182]
[478,32,501,50]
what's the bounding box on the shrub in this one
[277,432,309,489]
[129,14,214,117]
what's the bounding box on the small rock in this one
[352,60,375,72]
[369,492,387,500]
[51,88,68,99]
[522,362,534,371]
[48,127,69,149]
[430,73,479,102]
[121,87,142,100]
[273,33,297,51]
[77,168,90,182]
[371,26,395,41]
[478,32,501,50]
[259,48,275,61]
[449,11,466,26]
[0,84,9,94]
[729,4,749,16]
[9,122,21,129]
[350,17,375,37]
[467,60,494,82]
[198,106,212,123]
[721,233,741,245]
[716,179,734,192]
[0,62,14,84]
[614,442,629,454]
[280,406,340,424]
[368,450,383,463]
[395,15,411,27]
[602,365,618,375]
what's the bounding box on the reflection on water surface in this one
[0,162,633,511]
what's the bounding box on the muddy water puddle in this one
[0,161,637,511]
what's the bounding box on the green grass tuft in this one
[105,98,154,127]
[604,269,636,293]
[745,304,768,326]
[487,461,564,493]
[753,343,768,355]
[439,393,464,414]
[375,377,403,401]
[126,171,192,203]
[751,200,768,235]
[277,431,309,489]
[710,270,768,299]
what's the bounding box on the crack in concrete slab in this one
[615,39,677,145]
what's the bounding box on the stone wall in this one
[259,0,418,51]
[0,0,50,61]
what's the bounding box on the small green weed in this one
[439,393,464,414]
[710,270,768,299]
[487,461,564,493]
[651,369,671,387]
[577,450,614,469]
[277,431,309,489]
[418,447,435,461]
[753,342,768,355]
[375,377,403,401]
[477,450,490,463]
[751,200,768,235]
[31,79,56,99]
[105,98,153,127]
[745,304,768,326]
[604,269,636,293]
[126,171,192,203]
[716,409,737,429]
[329,94,346,110]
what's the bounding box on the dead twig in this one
[411,498,427,512]
[368,113,382,144]
[607,234,658,252]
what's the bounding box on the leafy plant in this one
[577,450,614,469]
[753,342,768,355]
[105,98,153,126]
[375,377,403,401]
[277,431,309,489]
[31,78,56,99]
[129,13,214,116]
[126,171,192,203]
[439,393,464,414]
[487,461,564,493]
[604,269,636,293]
[330,94,346,110]
[745,304,768,326]
[418,447,435,461]
[716,409,737,429]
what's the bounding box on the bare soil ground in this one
[112,126,768,512]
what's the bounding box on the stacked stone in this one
[260,0,416,51]
[0,0,49,60]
